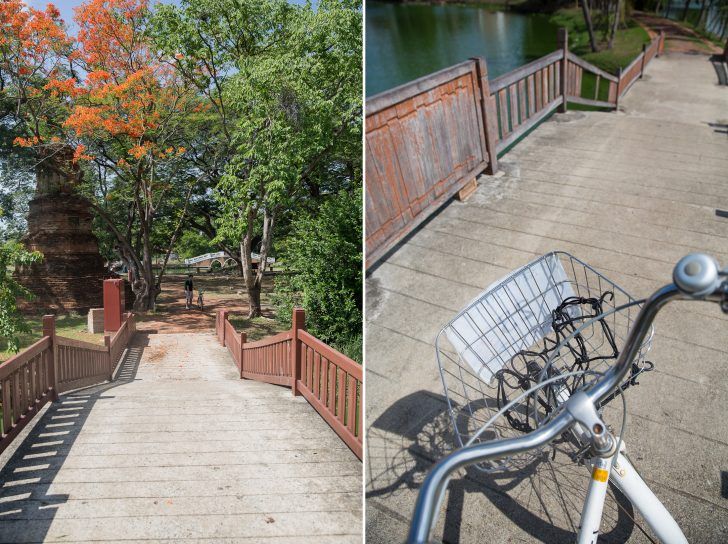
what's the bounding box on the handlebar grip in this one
[672,253,721,296]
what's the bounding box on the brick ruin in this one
[16,152,108,314]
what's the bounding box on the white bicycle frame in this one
[578,447,687,544]
[561,390,688,543]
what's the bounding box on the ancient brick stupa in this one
[16,150,107,313]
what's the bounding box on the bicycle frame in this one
[575,448,687,544]
[408,253,726,543]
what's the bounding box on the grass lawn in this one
[227,315,288,342]
[551,9,651,75]
[0,314,104,363]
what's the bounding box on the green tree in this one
[152,0,362,317]
[0,241,41,353]
[272,189,362,361]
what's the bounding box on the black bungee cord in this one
[494,291,653,434]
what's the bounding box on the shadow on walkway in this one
[0,334,149,543]
[366,391,638,543]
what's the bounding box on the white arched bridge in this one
[183,251,275,271]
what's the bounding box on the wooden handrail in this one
[367,59,477,113]
[56,336,108,351]
[298,330,361,378]
[490,50,564,92]
[242,330,292,350]
[566,52,618,83]
[0,337,52,377]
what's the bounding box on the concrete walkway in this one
[0,332,361,543]
[366,52,728,542]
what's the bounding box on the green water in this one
[366,2,560,96]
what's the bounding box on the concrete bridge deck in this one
[366,52,728,542]
[0,332,361,543]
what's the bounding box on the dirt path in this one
[633,11,723,54]
[135,273,277,334]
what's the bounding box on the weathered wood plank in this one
[367,59,475,113]
[527,75,535,117]
[498,88,510,136]
[517,79,526,124]
[509,84,518,129]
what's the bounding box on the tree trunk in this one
[239,206,275,319]
[697,0,708,28]
[582,0,599,52]
[655,0,663,15]
[133,236,157,311]
[240,208,259,318]
[681,0,691,21]
[608,0,622,49]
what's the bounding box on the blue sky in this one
[27,0,309,32]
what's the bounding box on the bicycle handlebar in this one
[407,253,727,544]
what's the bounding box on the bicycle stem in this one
[407,254,727,543]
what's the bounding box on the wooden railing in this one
[0,312,135,454]
[297,329,361,458]
[56,336,111,394]
[366,28,665,269]
[617,34,661,98]
[365,57,499,268]
[216,308,362,459]
[490,49,564,154]
[241,331,292,387]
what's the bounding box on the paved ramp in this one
[0,332,361,543]
[366,52,728,542]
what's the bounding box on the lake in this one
[366,2,560,96]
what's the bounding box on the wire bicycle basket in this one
[436,251,654,472]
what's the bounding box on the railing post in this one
[640,43,647,78]
[42,315,58,401]
[557,28,568,113]
[556,28,569,113]
[104,334,112,380]
[470,57,499,175]
[220,309,229,346]
[239,331,246,379]
[615,67,623,111]
[290,308,305,396]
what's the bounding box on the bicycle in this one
[197,290,204,311]
[408,251,727,544]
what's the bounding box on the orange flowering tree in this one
[1,0,199,310]
[66,0,199,310]
[0,0,76,165]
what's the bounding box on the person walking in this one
[184,274,194,310]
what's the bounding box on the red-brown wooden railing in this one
[366,28,665,270]
[241,331,292,387]
[0,312,136,454]
[297,329,361,458]
[216,308,362,459]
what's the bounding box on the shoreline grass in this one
[550,8,651,74]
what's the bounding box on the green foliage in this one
[272,189,362,362]
[0,242,41,353]
[215,0,362,242]
[551,8,650,73]
[175,230,217,259]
